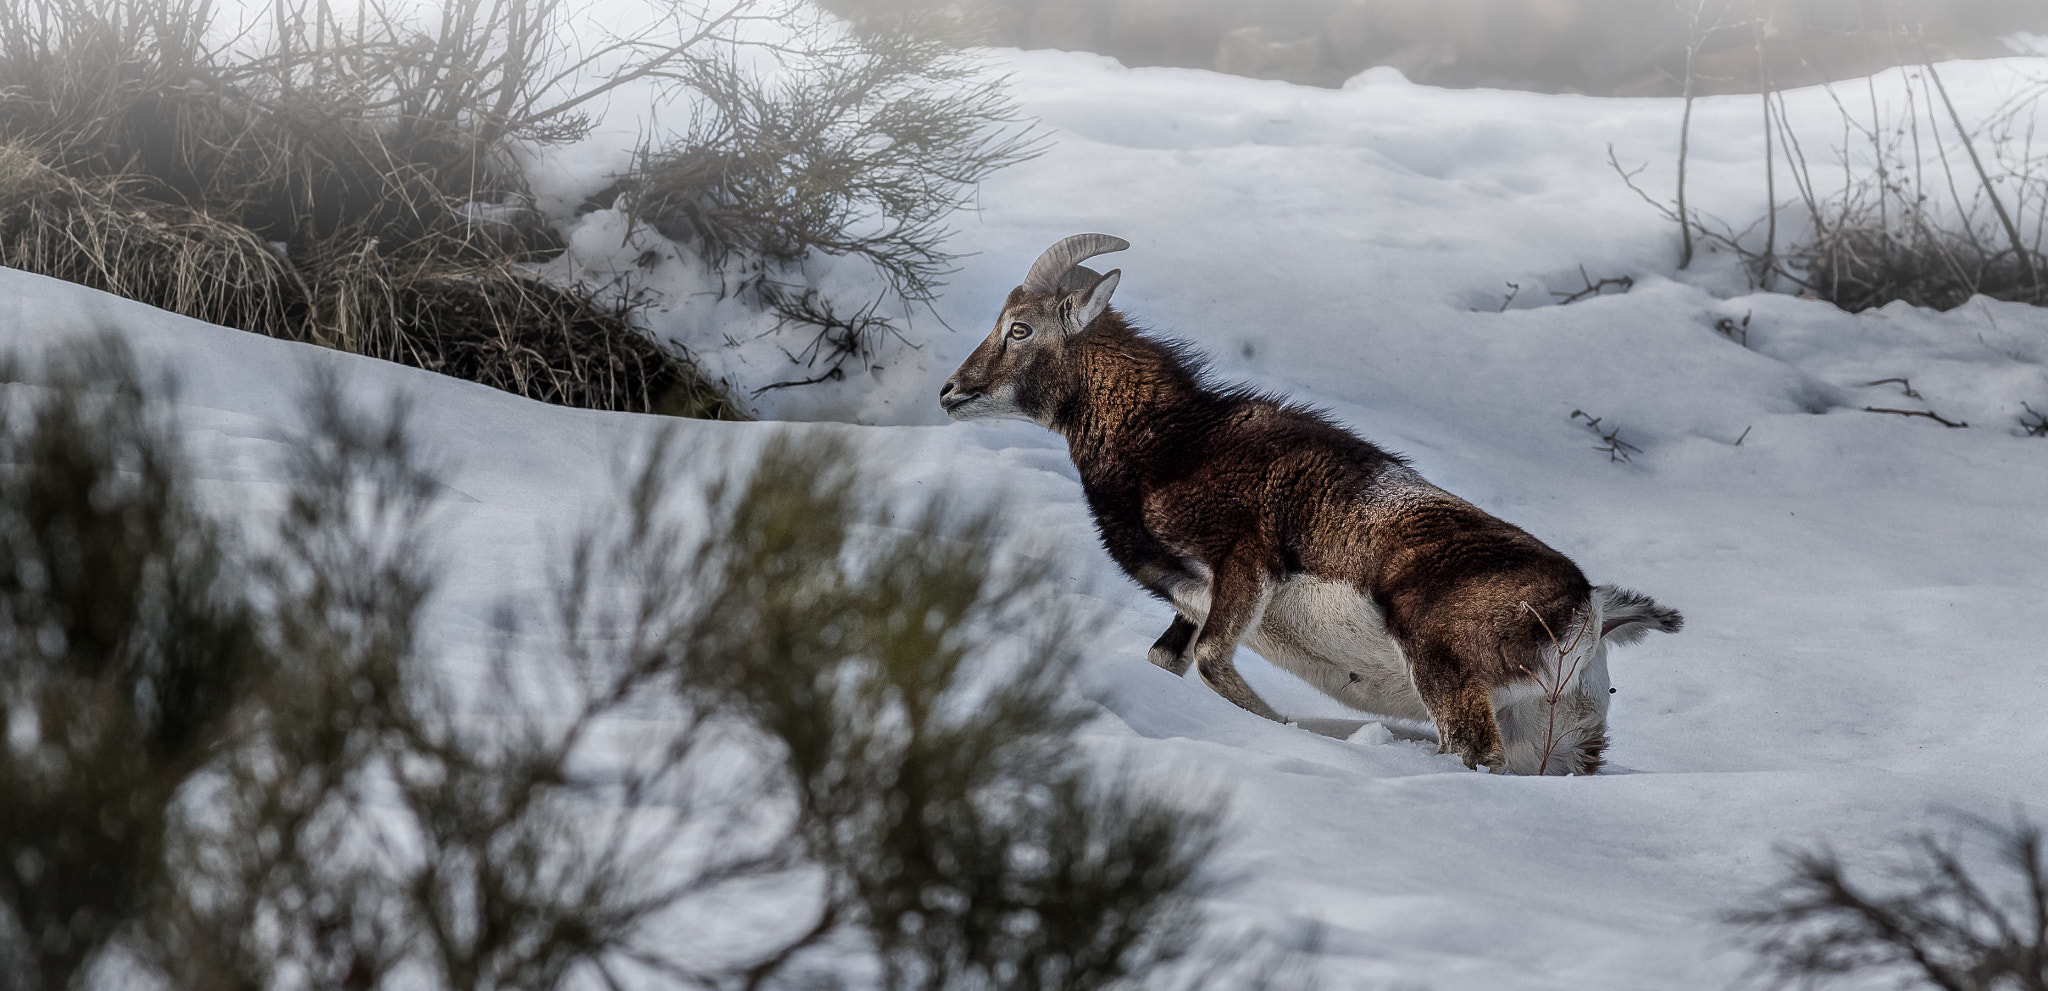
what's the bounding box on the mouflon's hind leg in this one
[1407,643,1508,772]
[1148,614,1198,675]
[1188,549,1283,722]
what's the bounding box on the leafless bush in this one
[1774,55,2048,312]
[620,11,1040,376]
[1622,8,2048,312]
[1,339,1251,991]
[1729,814,2048,991]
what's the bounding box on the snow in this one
[9,40,2048,990]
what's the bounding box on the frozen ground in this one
[8,42,2048,991]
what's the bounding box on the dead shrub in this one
[0,0,1040,411]
[0,144,301,336]
[1778,57,2048,312]
[314,251,742,418]
[619,11,1040,376]
[1730,814,2048,990]
[1621,8,2048,313]
[0,0,750,418]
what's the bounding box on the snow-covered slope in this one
[9,48,2048,990]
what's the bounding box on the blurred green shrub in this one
[0,339,1248,991]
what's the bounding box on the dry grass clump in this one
[1793,225,2046,313]
[1776,57,2048,312]
[0,140,733,416]
[0,143,301,335]
[317,256,742,418]
[0,0,746,418]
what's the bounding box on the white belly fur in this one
[1239,576,1431,722]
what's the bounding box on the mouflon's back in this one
[940,234,1680,774]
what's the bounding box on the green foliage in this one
[0,340,1242,991]
[146,374,443,990]
[691,436,1221,989]
[1731,815,2048,991]
[0,340,258,991]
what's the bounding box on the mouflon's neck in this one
[1054,313,1212,455]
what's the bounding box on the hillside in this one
[8,46,2048,989]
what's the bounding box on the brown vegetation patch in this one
[0,0,744,419]
[0,145,300,335]
[317,257,742,418]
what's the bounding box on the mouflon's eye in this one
[1008,322,1031,340]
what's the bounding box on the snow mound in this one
[9,47,2048,990]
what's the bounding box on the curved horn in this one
[1022,234,1129,293]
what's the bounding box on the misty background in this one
[823,0,2048,93]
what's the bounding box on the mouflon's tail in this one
[1593,585,1683,645]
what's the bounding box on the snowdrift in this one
[7,46,2048,990]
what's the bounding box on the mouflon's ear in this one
[1066,268,1120,334]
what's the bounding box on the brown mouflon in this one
[940,234,1681,775]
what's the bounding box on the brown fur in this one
[943,267,1670,772]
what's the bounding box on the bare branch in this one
[1862,406,1968,428]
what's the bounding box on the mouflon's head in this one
[939,233,1127,426]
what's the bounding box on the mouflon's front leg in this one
[1186,548,1283,722]
[1148,614,1198,675]
[1405,641,1508,772]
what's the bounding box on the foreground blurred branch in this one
[0,341,258,991]
[1,338,1273,991]
[1730,814,2048,991]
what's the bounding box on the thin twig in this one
[1922,51,2042,295]
[1863,406,1967,427]
[1519,601,1595,775]
[1551,266,1634,305]
[1677,94,1696,266]
[1610,145,1775,273]
[1753,10,1777,288]
[750,366,845,396]
[1569,409,1644,463]
[1716,311,1752,346]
